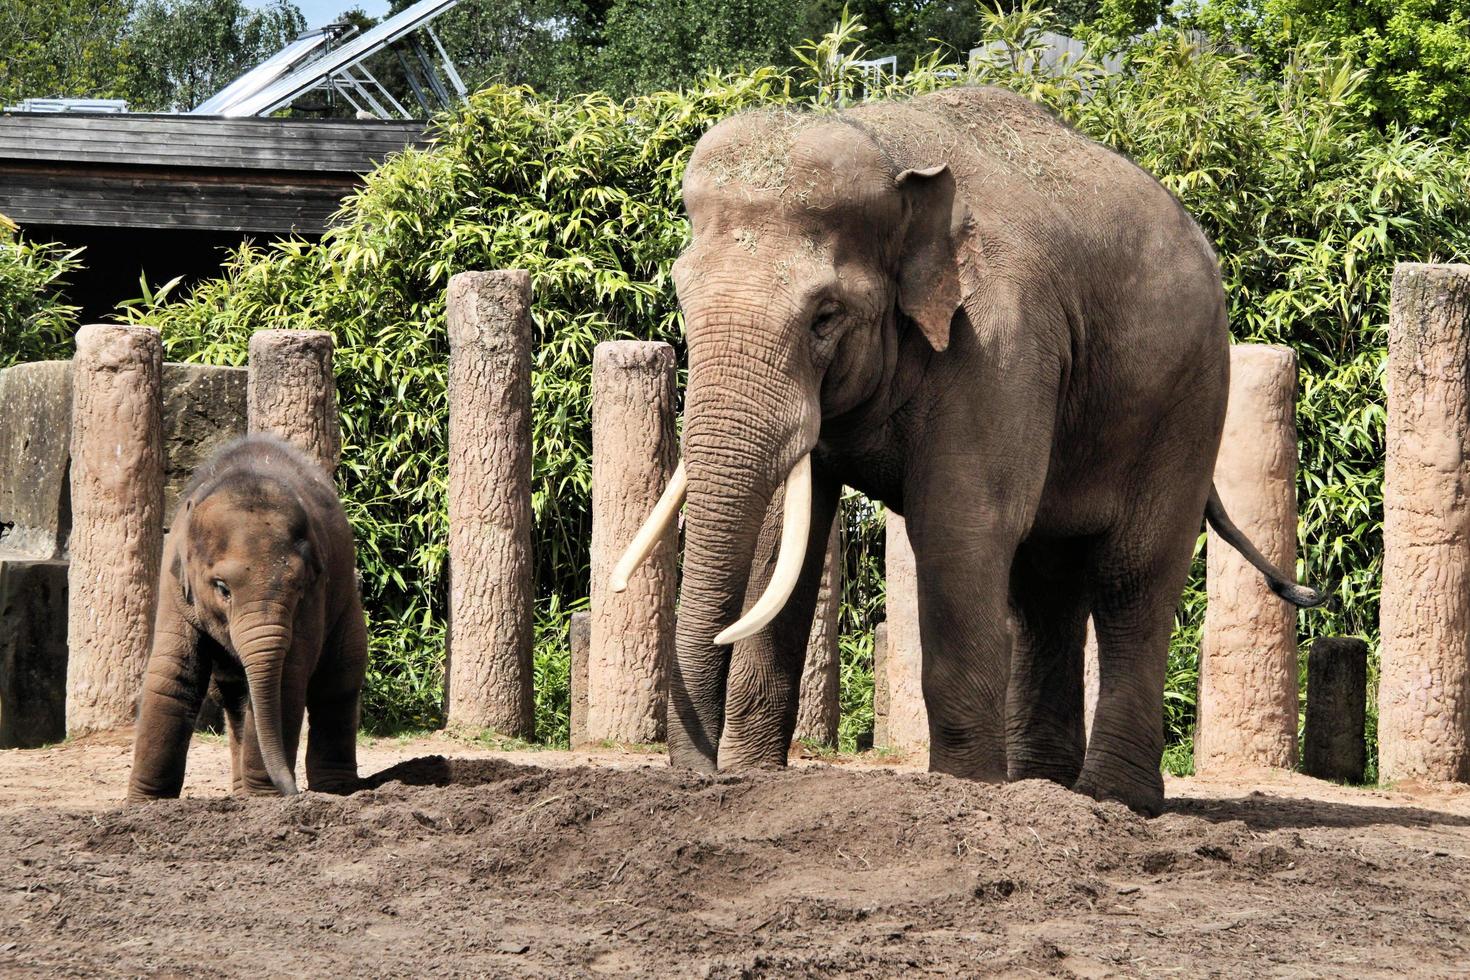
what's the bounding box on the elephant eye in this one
[213,580,231,601]
[812,301,845,338]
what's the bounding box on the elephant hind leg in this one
[1005,535,1094,786]
[1076,489,1206,816]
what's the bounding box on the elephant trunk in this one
[232,601,299,796]
[665,315,820,769]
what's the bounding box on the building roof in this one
[0,113,427,234]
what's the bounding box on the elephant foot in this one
[1007,756,1083,788]
[927,749,1008,783]
[1072,771,1164,817]
[666,742,719,774]
[307,774,362,795]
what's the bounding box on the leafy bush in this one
[124,8,1470,763]
[0,220,83,369]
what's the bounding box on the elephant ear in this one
[896,163,968,353]
[172,499,194,605]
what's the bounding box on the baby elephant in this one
[129,435,367,800]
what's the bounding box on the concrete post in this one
[569,611,591,747]
[794,518,842,746]
[444,271,535,737]
[588,341,677,744]
[1380,263,1470,783]
[1195,344,1300,773]
[1302,637,1367,783]
[881,513,928,756]
[66,324,164,734]
[247,330,340,474]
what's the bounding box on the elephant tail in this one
[1204,485,1327,608]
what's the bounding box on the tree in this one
[0,0,134,106]
[122,0,305,112]
[1183,0,1470,136]
[595,0,805,95]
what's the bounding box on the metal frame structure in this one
[190,0,466,119]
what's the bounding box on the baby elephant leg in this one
[128,612,210,801]
[306,605,368,794]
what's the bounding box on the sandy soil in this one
[3,732,1469,977]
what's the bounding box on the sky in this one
[280,0,390,29]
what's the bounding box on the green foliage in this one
[121,8,1470,770]
[1181,0,1470,136]
[0,0,134,105]
[123,0,304,112]
[0,224,83,369]
[0,0,303,112]
[595,0,805,98]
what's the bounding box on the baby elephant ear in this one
[896,164,966,352]
[173,498,194,605]
[297,537,324,580]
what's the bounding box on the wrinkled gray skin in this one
[128,435,367,800]
[669,86,1314,814]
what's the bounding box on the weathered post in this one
[794,519,842,746]
[1380,263,1470,783]
[881,513,928,756]
[568,611,591,747]
[246,329,340,473]
[1195,344,1300,773]
[588,341,678,744]
[444,271,535,737]
[1302,637,1368,783]
[66,324,164,734]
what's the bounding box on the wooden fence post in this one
[247,329,340,473]
[881,513,928,757]
[66,325,164,734]
[794,518,842,746]
[444,271,535,737]
[1195,344,1300,772]
[1302,637,1367,783]
[1380,262,1470,783]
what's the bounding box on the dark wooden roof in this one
[0,113,428,234]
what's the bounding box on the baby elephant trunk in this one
[233,604,300,796]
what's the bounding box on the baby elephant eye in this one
[213,580,231,601]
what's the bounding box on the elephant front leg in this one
[719,470,840,769]
[127,607,211,801]
[906,519,1018,783]
[306,603,368,794]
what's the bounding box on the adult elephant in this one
[612,86,1320,814]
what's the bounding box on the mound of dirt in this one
[3,758,1469,976]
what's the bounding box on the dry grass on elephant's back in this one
[851,87,1110,195]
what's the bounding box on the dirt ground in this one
[2,732,1468,977]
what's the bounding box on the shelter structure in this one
[0,112,424,319]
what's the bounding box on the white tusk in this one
[714,453,812,646]
[608,461,687,593]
